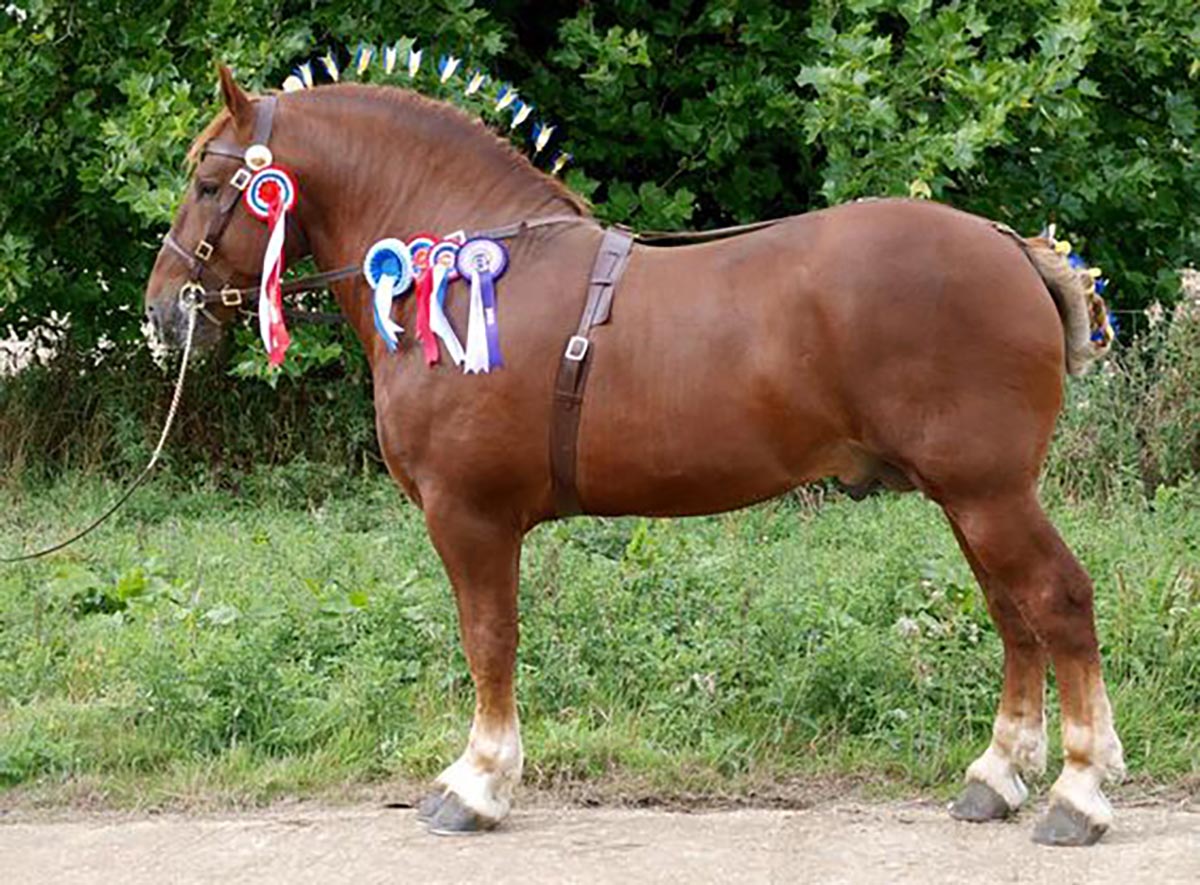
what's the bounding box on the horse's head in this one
[145,66,298,351]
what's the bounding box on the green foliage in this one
[514,1,1197,306]
[2,0,1196,354]
[0,344,378,485]
[0,0,507,346]
[1048,307,1200,499]
[1,474,1196,799]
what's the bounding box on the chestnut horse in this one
[144,68,1124,845]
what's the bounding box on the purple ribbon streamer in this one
[479,271,504,369]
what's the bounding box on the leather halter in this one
[164,96,363,312]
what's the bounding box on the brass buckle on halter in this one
[178,282,206,313]
[194,240,214,262]
[230,168,252,191]
[220,287,243,308]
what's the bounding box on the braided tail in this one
[993,223,1115,376]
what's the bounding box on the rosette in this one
[363,238,414,353]
[456,238,509,373]
[427,240,466,366]
[243,166,297,221]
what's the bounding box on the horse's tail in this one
[992,223,1114,376]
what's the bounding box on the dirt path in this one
[2,801,1197,884]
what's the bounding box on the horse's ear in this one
[217,63,253,134]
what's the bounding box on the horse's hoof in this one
[425,791,499,836]
[1032,802,1107,846]
[416,790,447,824]
[949,781,1015,822]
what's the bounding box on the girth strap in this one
[551,227,635,517]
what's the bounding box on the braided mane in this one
[186,83,588,217]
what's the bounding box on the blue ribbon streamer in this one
[372,273,400,352]
[479,272,504,369]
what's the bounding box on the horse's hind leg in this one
[945,515,1047,821]
[946,489,1125,845]
[417,503,523,834]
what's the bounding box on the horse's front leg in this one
[417,503,523,834]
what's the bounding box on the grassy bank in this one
[1,469,1197,808]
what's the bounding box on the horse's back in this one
[579,199,1065,513]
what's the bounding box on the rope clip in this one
[178,282,205,313]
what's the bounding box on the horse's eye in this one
[196,180,220,199]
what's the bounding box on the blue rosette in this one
[363,238,414,353]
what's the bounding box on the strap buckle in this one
[564,335,589,361]
[230,168,252,191]
[194,240,214,261]
[220,287,243,308]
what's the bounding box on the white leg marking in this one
[964,713,1046,809]
[1062,687,1125,781]
[965,745,1028,810]
[1048,762,1113,829]
[1006,711,1048,776]
[1049,679,1125,826]
[435,711,523,823]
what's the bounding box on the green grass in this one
[1,467,1198,809]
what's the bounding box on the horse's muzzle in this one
[146,293,223,351]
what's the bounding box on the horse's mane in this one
[187,108,232,165]
[186,83,589,215]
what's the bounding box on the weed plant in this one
[1,309,1197,805]
[1,468,1196,804]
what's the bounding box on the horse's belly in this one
[576,358,853,516]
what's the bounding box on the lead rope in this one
[1,305,198,563]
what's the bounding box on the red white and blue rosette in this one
[407,233,439,365]
[363,238,414,353]
[243,166,298,222]
[457,238,508,373]
[427,240,465,366]
[408,234,437,270]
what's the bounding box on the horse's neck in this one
[293,90,579,247]
[283,89,583,357]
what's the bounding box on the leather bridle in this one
[163,95,361,316]
[162,94,609,324]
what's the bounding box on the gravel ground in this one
[2,800,1197,884]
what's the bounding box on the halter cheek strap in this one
[169,96,279,308]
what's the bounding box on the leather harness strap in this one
[545,216,799,516]
[550,227,635,517]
